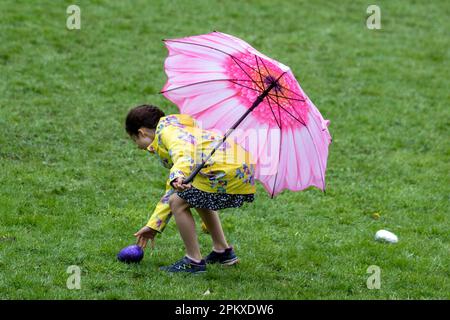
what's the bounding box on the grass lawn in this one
[0,0,449,299]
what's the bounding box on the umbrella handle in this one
[183,162,207,185]
[181,79,280,185]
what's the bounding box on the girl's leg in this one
[168,194,202,261]
[195,208,229,251]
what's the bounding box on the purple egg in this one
[117,245,144,263]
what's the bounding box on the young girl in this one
[125,104,256,273]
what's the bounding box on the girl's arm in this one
[135,179,175,249]
[145,180,175,233]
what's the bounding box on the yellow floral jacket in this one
[146,114,256,232]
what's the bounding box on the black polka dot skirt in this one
[177,187,255,210]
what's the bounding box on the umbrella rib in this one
[164,39,263,89]
[228,81,305,103]
[263,96,282,197]
[255,54,283,128]
[276,84,326,148]
[230,81,301,102]
[230,56,264,91]
[164,40,257,71]
[275,91,282,128]
[266,65,326,190]
[161,78,256,93]
[229,80,302,108]
[261,67,310,131]
[271,161,279,198]
[228,80,266,93]
[275,86,308,126]
[273,91,326,191]
[258,56,272,78]
[258,56,306,100]
[229,80,301,106]
[269,75,283,137]
[166,38,302,104]
[165,40,305,100]
[255,54,278,125]
[260,64,322,139]
[253,55,302,103]
[271,72,328,148]
[276,84,305,99]
[269,94,305,102]
[246,55,283,197]
[267,95,306,126]
[272,77,283,198]
[265,94,282,129]
[254,54,266,90]
[259,55,321,144]
[271,107,282,198]
[162,76,305,161]
[264,95,282,198]
[257,55,286,108]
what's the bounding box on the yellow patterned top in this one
[145,114,256,232]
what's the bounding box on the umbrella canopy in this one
[161,31,332,197]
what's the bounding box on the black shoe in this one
[205,247,239,266]
[160,256,207,274]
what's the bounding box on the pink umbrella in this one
[161,31,332,197]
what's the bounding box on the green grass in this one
[0,0,449,299]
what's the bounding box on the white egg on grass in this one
[375,230,398,244]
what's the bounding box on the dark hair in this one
[125,104,165,136]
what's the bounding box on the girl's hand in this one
[171,178,192,192]
[134,226,157,249]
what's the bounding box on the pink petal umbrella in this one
[161,31,332,197]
